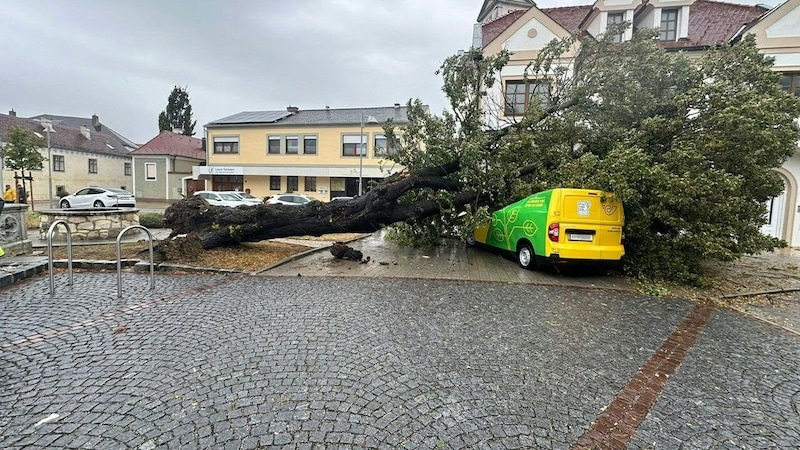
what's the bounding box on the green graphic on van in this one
[471,189,625,269]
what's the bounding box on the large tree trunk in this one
[163,168,476,250]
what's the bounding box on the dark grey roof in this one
[208,111,292,125]
[28,114,138,148]
[0,114,131,158]
[207,106,418,128]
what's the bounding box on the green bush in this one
[139,212,165,229]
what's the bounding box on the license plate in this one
[568,233,593,242]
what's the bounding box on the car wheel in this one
[93,200,104,208]
[59,199,70,209]
[465,235,476,246]
[517,242,536,270]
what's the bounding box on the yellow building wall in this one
[207,124,388,167]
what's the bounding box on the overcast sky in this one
[0,0,780,144]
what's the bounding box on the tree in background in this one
[158,86,196,136]
[162,32,800,284]
[0,127,45,208]
[0,126,45,173]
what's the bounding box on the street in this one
[1,273,797,449]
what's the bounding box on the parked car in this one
[223,191,263,205]
[468,188,625,269]
[264,193,314,206]
[193,191,250,207]
[330,196,354,202]
[59,187,136,209]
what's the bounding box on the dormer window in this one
[608,12,625,43]
[659,9,679,41]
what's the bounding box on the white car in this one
[193,191,251,207]
[59,187,136,209]
[223,191,263,205]
[264,193,314,206]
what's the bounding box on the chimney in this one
[92,114,101,131]
[201,137,207,151]
[287,106,299,113]
[394,103,400,109]
[8,109,16,117]
[80,125,91,139]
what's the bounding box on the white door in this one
[761,190,786,239]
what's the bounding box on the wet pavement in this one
[0,230,798,448]
[264,231,636,293]
[0,271,798,449]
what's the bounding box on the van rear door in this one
[553,190,624,261]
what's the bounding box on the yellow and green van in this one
[469,189,625,269]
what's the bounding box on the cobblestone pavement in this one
[0,273,798,449]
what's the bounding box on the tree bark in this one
[163,170,476,250]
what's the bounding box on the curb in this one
[253,234,371,275]
[719,285,800,299]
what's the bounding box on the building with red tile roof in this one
[130,131,206,201]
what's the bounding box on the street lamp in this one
[359,114,378,196]
[42,123,55,209]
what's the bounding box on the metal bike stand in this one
[116,225,155,299]
[47,220,74,296]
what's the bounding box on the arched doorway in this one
[761,168,797,246]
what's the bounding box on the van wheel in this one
[466,235,476,246]
[517,243,536,270]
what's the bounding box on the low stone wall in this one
[39,208,140,241]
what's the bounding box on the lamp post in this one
[359,114,378,196]
[43,123,55,209]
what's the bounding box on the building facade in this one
[197,105,412,201]
[0,112,133,209]
[476,0,800,245]
[130,131,205,201]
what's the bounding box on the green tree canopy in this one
[0,127,45,172]
[385,32,800,283]
[158,85,196,136]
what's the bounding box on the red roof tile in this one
[482,10,528,47]
[658,0,767,49]
[542,5,593,33]
[131,131,205,160]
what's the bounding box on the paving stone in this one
[0,274,796,448]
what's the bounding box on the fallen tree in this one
[163,165,476,249]
[161,30,800,283]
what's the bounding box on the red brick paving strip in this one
[572,302,716,450]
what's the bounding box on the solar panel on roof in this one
[210,111,291,124]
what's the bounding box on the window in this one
[287,176,298,192]
[145,162,157,181]
[607,12,624,43]
[210,175,243,192]
[305,177,317,192]
[213,136,239,153]
[660,9,678,41]
[342,135,367,156]
[286,136,299,154]
[270,176,281,190]
[303,136,317,154]
[124,162,131,176]
[268,136,281,154]
[504,80,550,116]
[780,73,800,97]
[374,135,397,157]
[53,155,65,172]
[88,158,98,174]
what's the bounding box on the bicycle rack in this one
[116,225,155,299]
[47,220,74,296]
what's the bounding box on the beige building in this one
[475,0,800,245]
[0,112,133,209]
[197,105,414,201]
